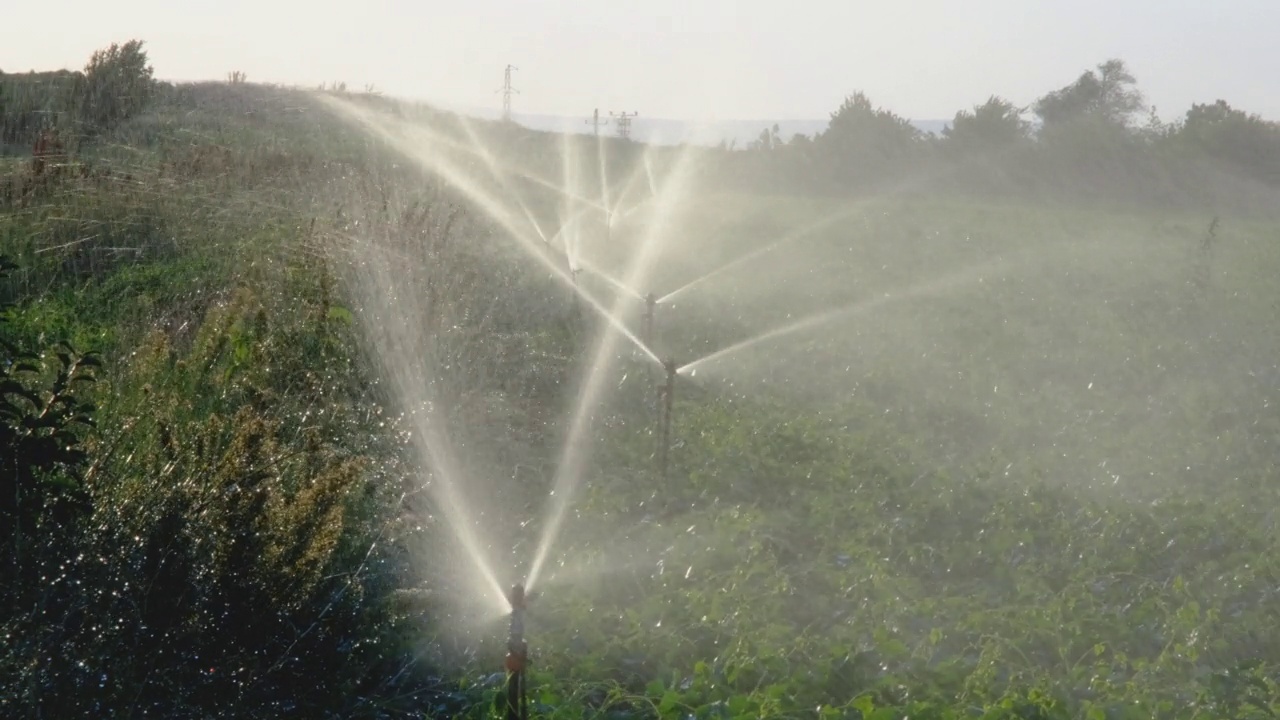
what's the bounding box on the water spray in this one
[504,584,530,720]
[657,357,678,483]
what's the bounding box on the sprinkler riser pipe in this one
[642,292,657,351]
[657,358,678,483]
[504,584,530,720]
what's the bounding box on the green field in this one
[3,53,1279,719]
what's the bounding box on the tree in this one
[78,39,154,131]
[815,92,923,186]
[1034,59,1146,130]
[748,123,782,151]
[1174,100,1280,183]
[942,96,1030,155]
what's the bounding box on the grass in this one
[1,76,1278,719]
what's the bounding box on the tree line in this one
[728,59,1280,206]
[0,40,155,153]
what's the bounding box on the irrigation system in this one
[318,99,1008,712]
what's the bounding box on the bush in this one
[77,39,154,132]
[0,257,100,573]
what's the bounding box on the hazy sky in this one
[4,1,1277,122]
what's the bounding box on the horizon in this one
[3,1,1278,124]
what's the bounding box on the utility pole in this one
[498,65,519,122]
[610,111,638,141]
[586,108,609,136]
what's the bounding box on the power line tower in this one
[610,111,638,140]
[498,64,519,122]
[585,108,609,136]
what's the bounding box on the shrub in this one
[0,257,100,572]
[77,39,154,132]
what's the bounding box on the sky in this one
[3,0,1278,123]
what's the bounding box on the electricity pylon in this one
[498,65,519,122]
[610,111,638,140]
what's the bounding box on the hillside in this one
[2,52,1279,720]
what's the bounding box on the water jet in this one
[526,149,698,591]
[576,259,644,302]
[677,258,1012,377]
[657,202,884,306]
[323,98,661,364]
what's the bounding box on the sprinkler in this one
[642,292,657,351]
[656,357,678,483]
[568,265,584,321]
[504,584,530,720]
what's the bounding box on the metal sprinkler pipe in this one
[504,584,530,720]
[657,357,678,483]
[642,292,657,351]
[568,263,583,322]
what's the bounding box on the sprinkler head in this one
[663,357,678,377]
[645,292,657,308]
[507,583,527,611]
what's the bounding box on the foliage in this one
[1033,59,1147,131]
[77,39,155,132]
[814,92,924,187]
[1172,99,1280,184]
[0,70,82,150]
[0,257,101,570]
[715,56,1278,210]
[943,96,1030,156]
[2,41,1280,720]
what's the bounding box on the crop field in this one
[2,51,1279,719]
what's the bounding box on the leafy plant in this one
[0,257,100,566]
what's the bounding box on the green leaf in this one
[880,638,909,659]
[0,379,39,406]
[327,305,354,325]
